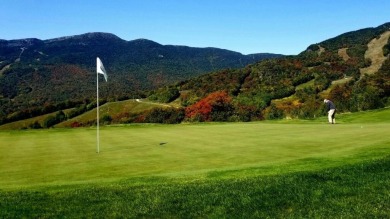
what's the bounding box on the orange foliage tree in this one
[185,91,233,122]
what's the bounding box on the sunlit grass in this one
[56,99,162,127]
[0,108,389,217]
[1,110,389,189]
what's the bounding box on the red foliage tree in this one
[185,91,233,122]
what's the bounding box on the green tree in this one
[29,121,42,129]
[43,116,57,128]
[101,114,112,124]
[265,103,284,120]
[149,86,180,103]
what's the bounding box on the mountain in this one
[2,22,390,127]
[147,22,390,122]
[0,33,282,123]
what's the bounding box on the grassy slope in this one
[0,99,171,130]
[58,99,179,127]
[0,108,74,130]
[0,108,389,218]
[55,99,160,127]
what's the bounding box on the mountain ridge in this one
[158,22,390,123]
[1,22,390,127]
[0,32,282,124]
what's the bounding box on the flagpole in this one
[96,57,107,154]
[97,68,100,154]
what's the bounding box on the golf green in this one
[1,121,389,190]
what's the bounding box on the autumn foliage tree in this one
[185,91,233,122]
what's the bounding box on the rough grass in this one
[56,99,166,127]
[0,108,389,218]
[0,99,174,130]
[338,47,350,61]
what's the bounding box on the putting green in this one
[1,120,389,190]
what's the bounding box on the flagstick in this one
[96,57,107,154]
[97,70,100,154]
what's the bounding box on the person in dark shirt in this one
[324,99,336,124]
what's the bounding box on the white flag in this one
[97,57,108,82]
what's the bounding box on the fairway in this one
[1,118,390,190]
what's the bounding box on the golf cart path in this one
[136,99,178,108]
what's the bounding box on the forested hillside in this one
[1,22,390,128]
[146,22,390,123]
[0,33,281,125]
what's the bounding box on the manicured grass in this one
[1,156,389,218]
[336,107,390,123]
[0,108,389,217]
[1,121,389,190]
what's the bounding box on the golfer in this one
[324,99,336,124]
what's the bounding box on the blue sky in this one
[1,0,389,55]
